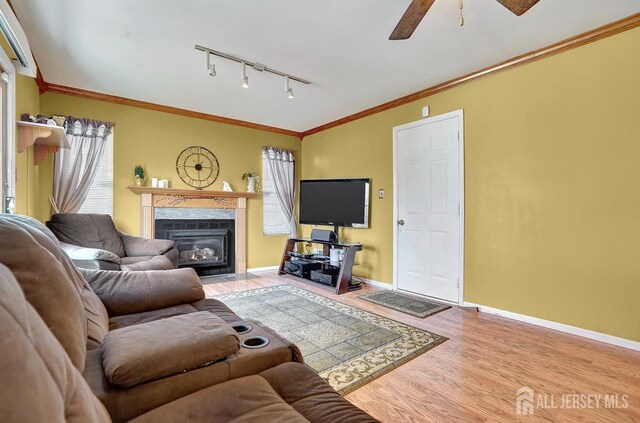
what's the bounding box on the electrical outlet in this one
[378,189,384,199]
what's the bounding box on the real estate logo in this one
[515,385,629,416]
[516,386,535,415]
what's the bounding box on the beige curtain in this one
[263,146,297,237]
[51,117,114,214]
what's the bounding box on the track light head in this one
[284,76,294,99]
[241,62,249,88]
[209,63,216,77]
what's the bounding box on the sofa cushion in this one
[120,232,175,256]
[129,363,379,423]
[120,255,175,271]
[73,259,122,271]
[101,312,240,388]
[131,374,303,423]
[0,264,111,423]
[81,268,205,317]
[60,241,122,263]
[0,214,110,371]
[108,298,241,330]
[47,213,127,257]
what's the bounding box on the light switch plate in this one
[378,189,384,199]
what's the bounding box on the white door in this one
[394,111,462,302]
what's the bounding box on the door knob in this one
[397,219,405,226]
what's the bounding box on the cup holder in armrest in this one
[232,324,252,335]
[241,336,270,349]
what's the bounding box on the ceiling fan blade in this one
[389,0,436,40]
[496,0,540,16]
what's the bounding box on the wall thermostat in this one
[422,106,430,117]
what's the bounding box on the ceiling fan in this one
[389,0,540,40]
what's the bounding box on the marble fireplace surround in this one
[128,187,258,273]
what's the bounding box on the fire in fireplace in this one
[155,219,235,276]
[171,229,227,266]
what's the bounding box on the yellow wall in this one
[14,74,54,222]
[39,94,301,269]
[302,27,640,341]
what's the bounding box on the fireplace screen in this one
[165,229,229,268]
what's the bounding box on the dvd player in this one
[284,259,322,278]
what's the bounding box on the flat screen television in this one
[299,178,370,228]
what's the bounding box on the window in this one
[78,131,114,215]
[262,150,290,235]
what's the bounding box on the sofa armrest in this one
[101,312,239,388]
[119,232,175,257]
[80,267,205,316]
[59,241,122,264]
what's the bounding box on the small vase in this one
[134,175,144,187]
[247,176,258,193]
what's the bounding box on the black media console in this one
[278,237,363,294]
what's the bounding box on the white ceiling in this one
[12,1,640,132]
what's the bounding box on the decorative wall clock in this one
[175,146,220,189]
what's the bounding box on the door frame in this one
[392,109,465,305]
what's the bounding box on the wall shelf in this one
[17,121,70,165]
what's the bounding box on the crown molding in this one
[41,83,303,138]
[301,12,640,139]
[35,67,47,94]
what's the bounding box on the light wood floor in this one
[203,272,640,423]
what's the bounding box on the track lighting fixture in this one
[195,45,310,96]
[285,76,294,99]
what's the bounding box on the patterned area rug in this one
[213,285,446,395]
[200,273,261,285]
[359,290,451,318]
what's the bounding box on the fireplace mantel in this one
[128,186,258,273]
[127,186,259,199]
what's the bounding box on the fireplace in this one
[128,187,255,274]
[155,219,235,276]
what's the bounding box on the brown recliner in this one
[0,214,302,422]
[0,263,379,423]
[46,213,178,271]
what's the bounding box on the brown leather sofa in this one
[46,213,179,271]
[0,214,307,422]
[0,262,379,422]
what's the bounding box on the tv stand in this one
[278,237,363,294]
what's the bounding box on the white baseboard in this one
[247,265,279,273]
[463,301,640,352]
[360,278,392,289]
